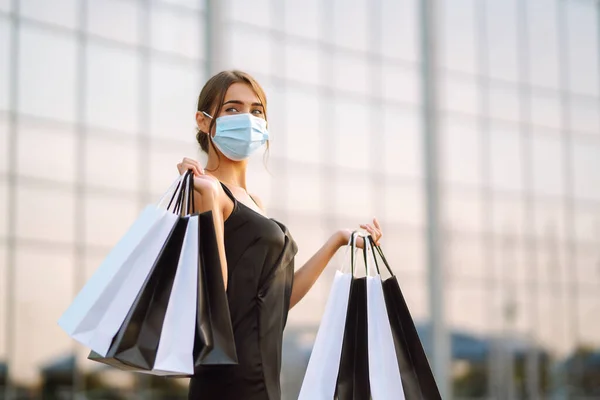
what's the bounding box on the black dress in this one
[188,183,298,400]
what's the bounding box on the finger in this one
[360,224,375,237]
[373,217,382,230]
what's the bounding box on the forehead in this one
[223,82,262,104]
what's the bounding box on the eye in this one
[252,109,263,116]
[225,107,239,113]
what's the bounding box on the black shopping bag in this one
[193,210,237,366]
[369,237,442,400]
[335,233,370,400]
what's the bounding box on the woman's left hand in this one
[337,218,383,248]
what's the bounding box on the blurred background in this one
[0,0,599,398]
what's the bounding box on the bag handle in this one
[172,170,194,216]
[158,172,188,209]
[340,231,359,275]
[368,236,394,277]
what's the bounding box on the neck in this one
[205,148,249,190]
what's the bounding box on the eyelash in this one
[225,107,263,115]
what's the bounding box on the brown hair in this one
[196,70,269,160]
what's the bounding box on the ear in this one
[196,111,212,134]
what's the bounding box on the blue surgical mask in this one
[202,112,269,161]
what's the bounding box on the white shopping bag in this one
[365,240,405,399]
[58,174,186,344]
[152,215,199,375]
[298,234,360,400]
[86,211,179,356]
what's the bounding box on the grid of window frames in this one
[0,0,599,398]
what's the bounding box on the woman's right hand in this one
[176,157,218,196]
[177,157,204,177]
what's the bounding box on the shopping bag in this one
[297,233,357,399]
[364,239,405,399]
[58,174,186,345]
[84,172,191,357]
[193,210,237,365]
[369,237,442,400]
[152,214,200,375]
[335,233,370,400]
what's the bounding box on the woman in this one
[179,70,383,400]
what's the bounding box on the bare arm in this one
[193,177,228,290]
[178,158,228,290]
[289,219,383,309]
[289,231,347,309]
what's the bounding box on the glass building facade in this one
[0,0,599,398]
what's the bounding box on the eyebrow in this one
[222,99,264,107]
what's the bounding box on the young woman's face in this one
[217,82,265,120]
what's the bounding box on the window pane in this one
[0,180,6,237]
[574,207,600,244]
[149,59,202,143]
[85,134,139,192]
[147,141,190,196]
[13,246,74,383]
[440,76,479,116]
[331,0,368,51]
[441,0,477,73]
[19,0,77,30]
[441,116,481,187]
[286,165,323,215]
[17,120,76,183]
[572,140,600,201]
[489,124,523,193]
[333,174,374,219]
[87,0,140,46]
[155,0,204,10]
[445,191,483,234]
[0,244,6,360]
[447,237,485,280]
[492,197,525,239]
[0,17,9,111]
[567,2,598,96]
[532,134,564,197]
[384,182,423,228]
[84,194,141,248]
[0,116,8,174]
[382,64,420,105]
[533,201,566,244]
[86,43,139,133]
[227,28,272,77]
[231,0,270,28]
[489,83,520,123]
[284,42,320,87]
[527,0,559,89]
[578,294,600,347]
[285,88,320,164]
[383,106,421,178]
[448,284,487,333]
[150,4,204,59]
[486,0,518,82]
[381,0,419,62]
[333,98,370,170]
[570,98,600,135]
[0,0,10,12]
[16,186,75,244]
[333,53,370,96]
[380,230,425,276]
[18,26,77,123]
[531,92,561,130]
[284,0,319,40]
